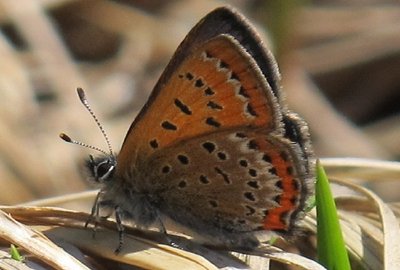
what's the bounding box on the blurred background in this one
[0,0,398,207]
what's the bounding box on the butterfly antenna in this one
[59,133,110,156]
[76,87,113,155]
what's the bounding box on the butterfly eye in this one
[86,156,116,183]
[95,159,116,182]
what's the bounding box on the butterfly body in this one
[78,6,314,251]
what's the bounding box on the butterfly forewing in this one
[117,35,282,174]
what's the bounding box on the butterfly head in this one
[85,154,117,184]
[60,88,117,185]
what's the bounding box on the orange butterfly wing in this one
[117,35,282,174]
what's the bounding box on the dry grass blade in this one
[48,228,221,270]
[0,206,247,269]
[0,209,89,269]
[58,227,233,270]
[331,179,400,269]
[0,204,329,269]
[265,252,325,270]
[322,158,400,180]
[20,190,98,207]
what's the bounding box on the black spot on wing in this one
[202,142,216,153]
[185,72,194,80]
[195,78,204,88]
[205,117,221,128]
[238,86,249,98]
[207,101,223,110]
[149,139,158,149]
[177,154,189,165]
[244,192,256,202]
[204,87,214,96]
[246,103,257,117]
[161,121,177,131]
[217,152,227,160]
[174,99,192,115]
[215,167,231,184]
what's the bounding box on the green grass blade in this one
[10,244,24,262]
[316,160,351,270]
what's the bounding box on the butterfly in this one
[61,6,314,253]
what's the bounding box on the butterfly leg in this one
[154,212,182,249]
[114,205,125,254]
[85,191,101,238]
[156,215,173,245]
[86,191,115,239]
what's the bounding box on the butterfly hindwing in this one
[142,127,310,234]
